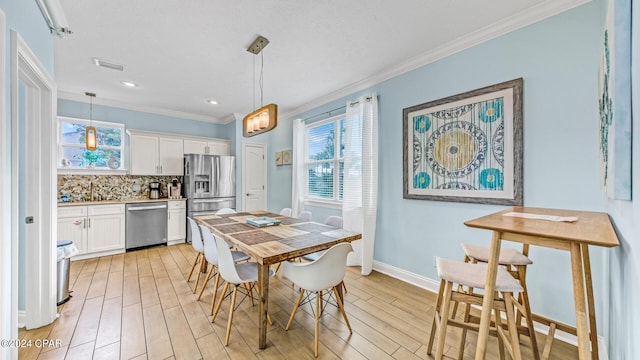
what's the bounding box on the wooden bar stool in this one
[461,243,541,360]
[427,257,524,360]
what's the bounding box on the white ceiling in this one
[54,0,587,124]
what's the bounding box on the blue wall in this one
[265,0,611,334]
[605,2,639,359]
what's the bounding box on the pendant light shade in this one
[243,104,277,137]
[243,35,277,137]
[85,92,97,151]
[86,126,97,151]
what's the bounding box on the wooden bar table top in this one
[195,210,362,349]
[464,206,619,360]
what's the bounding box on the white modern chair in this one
[197,225,250,312]
[280,242,353,357]
[280,207,292,216]
[216,208,237,215]
[211,235,275,346]
[297,210,312,221]
[186,217,206,292]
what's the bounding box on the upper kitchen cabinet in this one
[128,130,184,175]
[183,138,230,155]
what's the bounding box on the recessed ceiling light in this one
[92,57,125,71]
[120,81,138,87]
[207,99,219,105]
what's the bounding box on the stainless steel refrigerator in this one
[183,154,236,220]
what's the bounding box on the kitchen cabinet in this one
[167,200,186,245]
[129,131,183,175]
[58,204,125,260]
[183,138,230,155]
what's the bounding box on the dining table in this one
[195,210,362,349]
[464,206,619,360]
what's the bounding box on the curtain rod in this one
[301,96,374,122]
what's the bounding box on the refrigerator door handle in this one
[192,198,228,204]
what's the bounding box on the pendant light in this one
[85,92,97,151]
[243,35,277,137]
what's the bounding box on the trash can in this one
[56,240,77,305]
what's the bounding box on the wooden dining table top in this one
[194,210,362,265]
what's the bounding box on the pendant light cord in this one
[260,52,264,107]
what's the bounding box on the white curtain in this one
[291,118,305,216]
[343,94,378,275]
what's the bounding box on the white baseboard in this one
[371,260,608,358]
[18,310,25,328]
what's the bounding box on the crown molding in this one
[57,90,229,124]
[281,0,591,121]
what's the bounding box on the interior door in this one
[242,143,266,211]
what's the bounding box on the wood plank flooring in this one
[18,244,578,359]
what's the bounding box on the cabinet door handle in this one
[73,220,82,226]
[88,218,91,228]
[83,219,87,228]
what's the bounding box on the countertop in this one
[58,197,186,207]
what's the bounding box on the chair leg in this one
[224,285,238,346]
[286,289,304,330]
[504,292,523,360]
[212,282,229,323]
[518,266,540,360]
[209,273,221,315]
[186,253,201,282]
[427,279,446,355]
[193,255,205,293]
[493,307,506,360]
[333,286,352,333]
[243,283,255,306]
[457,286,473,360]
[435,280,453,360]
[197,263,214,301]
[315,290,320,357]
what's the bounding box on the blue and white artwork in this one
[403,79,523,205]
[599,0,632,200]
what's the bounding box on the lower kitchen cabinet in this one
[167,200,186,245]
[57,204,125,260]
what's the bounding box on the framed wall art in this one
[403,78,523,205]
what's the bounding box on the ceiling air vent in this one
[92,58,125,71]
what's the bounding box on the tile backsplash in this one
[58,175,182,202]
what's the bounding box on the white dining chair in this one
[216,208,237,215]
[280,242,353,357]
[211,235,275,346]
[197,225,250,312]
[186,217,206,292]
[280,207,292,216]
[297,210,312,221]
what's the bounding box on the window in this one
[58,116,124,170]
[305,114,345,202]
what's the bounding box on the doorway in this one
[10,30,57,330]
[241,142,267,211]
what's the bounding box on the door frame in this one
[241,142,267,211]
[10,30,58,330]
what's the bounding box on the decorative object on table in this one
[243,35,277,137]
[403,78,523,205]
[275,151,283,166]
[246,216,281,228]
[281,149,292,165]
[598,0,632,200]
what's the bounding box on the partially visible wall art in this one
[598,0,632,200]
[403,78,523,205]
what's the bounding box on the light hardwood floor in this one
[18,244,578,359]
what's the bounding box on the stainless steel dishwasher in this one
[125,202,168,250]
